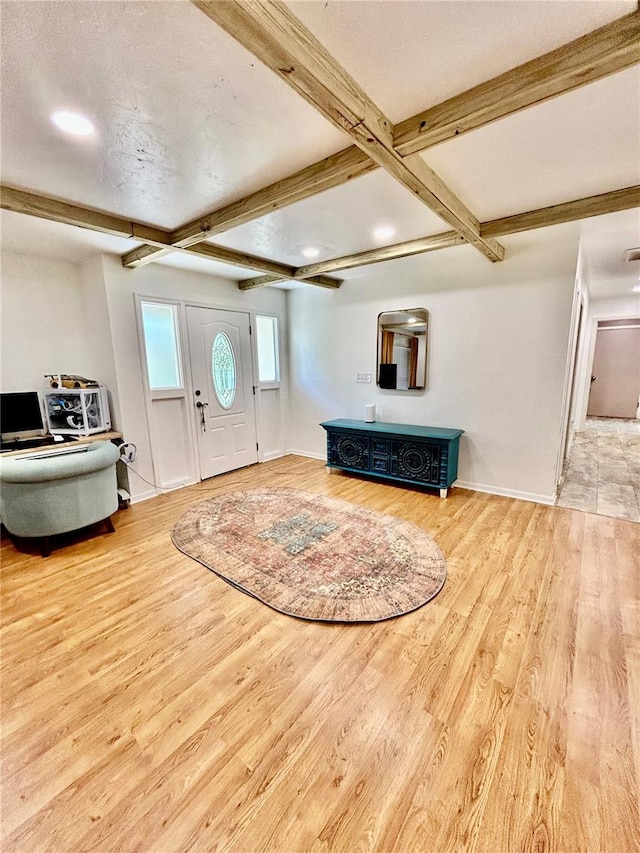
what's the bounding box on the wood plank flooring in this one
[1,455,638,852]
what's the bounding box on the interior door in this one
[186,306,258,479]
[587,324,640,418]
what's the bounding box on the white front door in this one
[186,306,258,479]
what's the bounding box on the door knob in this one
[196,400,209,432]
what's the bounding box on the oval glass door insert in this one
[211,331,237,409]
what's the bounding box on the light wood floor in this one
[1,456,639,853]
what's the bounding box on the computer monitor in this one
[0,391,46,441]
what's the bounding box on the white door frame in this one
[554,278,583,493]
[135,294,285,488]
[186,305,258,479]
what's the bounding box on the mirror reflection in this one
[377,308,428,390]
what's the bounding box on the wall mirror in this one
[377,308,428,390]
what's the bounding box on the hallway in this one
[556,417,640,523]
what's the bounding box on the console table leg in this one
[439,488,448,499]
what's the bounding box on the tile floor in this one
[556,417,640,523]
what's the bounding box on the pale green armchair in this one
[0,440,120,556]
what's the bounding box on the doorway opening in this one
[556,317,640,522]
[587,318,640,419]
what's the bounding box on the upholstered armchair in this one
[0,440,120,556]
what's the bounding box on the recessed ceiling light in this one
[51,110,95,136]
[301,246,320,259]
[373,225,395,241]
[632,283,640,293]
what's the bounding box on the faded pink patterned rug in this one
[171,487,446,622]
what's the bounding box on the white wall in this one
[287,229,578,503]
[0,251,100,392]
[1,249,290,502]
[99,255,289,500]
[1,232,580,503]
[588,294,640,317]
[79,255,121,427]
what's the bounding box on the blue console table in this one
[320,419,464,497]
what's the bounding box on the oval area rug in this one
[171,487,446,622]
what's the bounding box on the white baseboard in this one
[455,480,555,506]
[261,450,285,462]
[275,454,557,507]
[129,478,197,504]
[162,477,196,491]
[286,448,326,461]
[130,487,158,504]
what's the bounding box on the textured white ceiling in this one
[211,169,449,267]
[0,0,345,228]
[0,209,135,263]
[0,0,638,298]
[288,0,636,122]
[0,210,269,283]
[424,66,640,222]
[580,209,640,299]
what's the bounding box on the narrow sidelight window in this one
[140,301,183,390]
[256,315,279,383]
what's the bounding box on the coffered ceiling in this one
[1,0,638,297]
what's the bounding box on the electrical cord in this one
[121,461,171,495]
[119,442,137,463]
[118,442,171,496]
[118,440,305,497]
[121,464,292,496]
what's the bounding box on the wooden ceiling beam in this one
[121,244,174,268]
[167,242,341,286]
[186,243,342,285]
[481,185,640,237]
[1,185,174,248]
[193,1,394,145]
[121,236,305,277]
[191,0,505,264]
[4,180,637,288]
[120,10,638,270]
[0,184,342,285]
[121,146,374,268]
[239,273,341,291]
[183,242,298,277]
[170,147,374,247]
[295,231,465,278]
[394,11,640,156]
[240,185,640,286]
